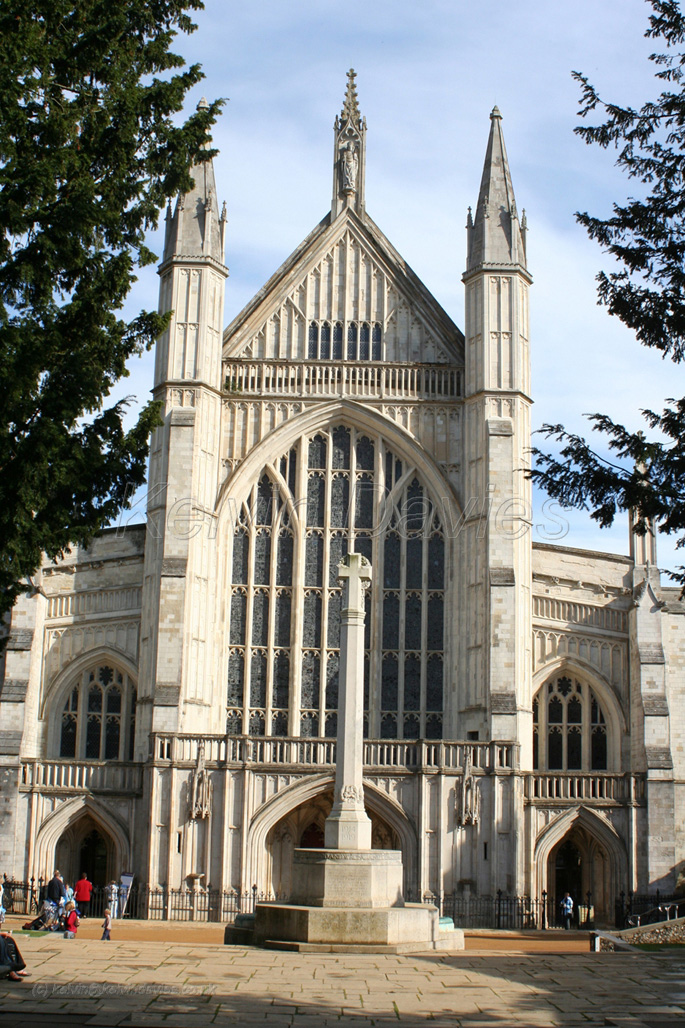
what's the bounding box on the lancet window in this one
[58,664,137,761]
[532,675,608,772]
[308,321,382,361]
[227,425,445,740]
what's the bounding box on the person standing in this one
[105,880,119,919]
[46,870,66,909]
[73,873,92,918]
[101,908,112,941]
[560,892,574,930]
[63,901,79,939]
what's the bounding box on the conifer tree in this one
[0,1,222,620]
[531,0,685,577]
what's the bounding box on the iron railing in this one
[6,876,679,930]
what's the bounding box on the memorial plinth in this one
[226,553,464,952]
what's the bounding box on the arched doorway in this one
[547,826,610,926]
[266,788,400,897]
[54,816,115,888]
[535,806,627,929]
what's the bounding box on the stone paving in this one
[0,931,683,1027]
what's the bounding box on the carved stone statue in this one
[455,747,480,827]
[190,741,212,820]
[341,141,358,193]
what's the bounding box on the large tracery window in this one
[227,425,445,740]
[533,675,608,772]
[58,664,137,761]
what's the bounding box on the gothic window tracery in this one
[58,664,136,761]
[533,675,609,772]
[307,321,383,361]
[227,426,446,740]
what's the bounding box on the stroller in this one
[22,898,60,931]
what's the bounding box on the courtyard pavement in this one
[0,922,683,1028]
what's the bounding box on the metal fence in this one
[4,876,682,930]
[0,877,277,924]
[440,892,546,930]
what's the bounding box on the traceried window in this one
[227,425,445,740]
[308,321,382,361]
[58,664,137,761]
[533,675,608,772]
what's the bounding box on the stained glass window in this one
[533,676,611,772]
[58,666,136,760]
[227,427,445,739]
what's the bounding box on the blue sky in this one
[119,0,682,576]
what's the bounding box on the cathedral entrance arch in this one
[246,774,418,897]
[534,806,627,927]
[55,819,112,887]
[33,796,130,886]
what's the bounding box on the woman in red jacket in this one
[73,873,92,918]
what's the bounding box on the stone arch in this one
[215,399,462,527]
[44,649,138,759]
[532,657,626,772]
[33,795,131,885]
[534,805,627,922]
[245,774,418,896]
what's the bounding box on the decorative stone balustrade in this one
[20,760,143,794]
[527,772,644,804]
[533,596,627,634]
[46,587,142,620]
[224,360,462,402]
[151,735,517,772]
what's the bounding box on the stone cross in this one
[324,552,373,850]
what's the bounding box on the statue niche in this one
[455,748,481,828]
[189,741,212,821]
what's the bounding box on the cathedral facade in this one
[1,75,683,924]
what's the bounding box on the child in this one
[101,908,112,942]
[64,900,79,939]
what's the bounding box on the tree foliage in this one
[531,0,685,578]
[0,1,222,619]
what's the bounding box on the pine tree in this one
[531,0,685,577]
[0,1,223,620]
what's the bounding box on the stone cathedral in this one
[1,74,684,925]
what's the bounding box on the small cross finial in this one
[337,552,372,612]
[342,68,360,120]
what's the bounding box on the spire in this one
[341,68,360,120]
[466,106,527,273]
[162,98,227,267]
[331,69,367,219]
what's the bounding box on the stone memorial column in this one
[324,552,373,850]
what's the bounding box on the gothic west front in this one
[1,74,682,926]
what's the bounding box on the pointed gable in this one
[223,207,464,366]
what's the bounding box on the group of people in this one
[44,870,115,939]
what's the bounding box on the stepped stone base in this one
[290,847,403,908]
[237,901,464,952]
[223,849,464,953]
